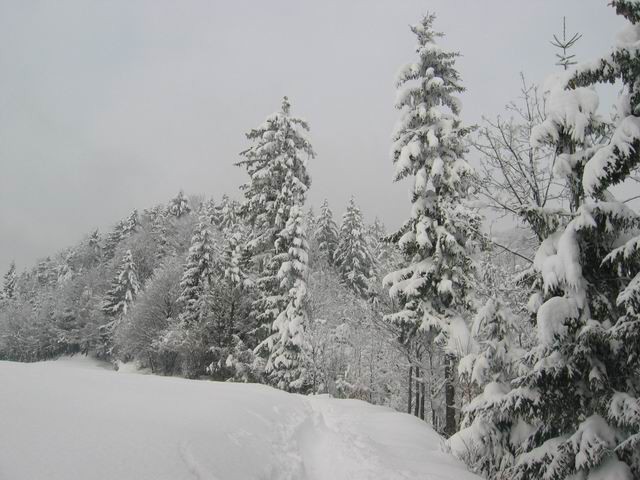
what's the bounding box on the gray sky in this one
[0,1,624,274]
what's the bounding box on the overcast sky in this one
[0,1,625,274]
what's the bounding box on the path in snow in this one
[0,357,479,480]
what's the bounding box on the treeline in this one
[0,189,410,405]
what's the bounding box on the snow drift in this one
[0,357,479,480]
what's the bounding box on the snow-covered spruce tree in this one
[383,13,481,438]
[490,4,640,479]
[177,212,217,325]
[168,190,191,218]
[213,194,240,232]
[101,250,140,317]
[2,261,17,301]
[258,206,310,391]
[450,295,522,477]
[103,220,126,261]
[151,208,173,262]
[219,230,250,288]
[236,96,314,255]
[122,209,139,237]
[99,249,140,357]
[334,198,376,298]
[88,229,102,264]
[314,199,339,263]
[235,97,314,381]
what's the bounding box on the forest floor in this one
[0,356,479,480]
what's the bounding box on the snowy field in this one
[0,357,479,480]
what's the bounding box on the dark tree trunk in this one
[419,378,425,420]
[407,366,413,414]
[414,367,420,417]
[444,354,456,437]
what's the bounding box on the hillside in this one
[0,357,480,480]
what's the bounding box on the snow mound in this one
[0,358,480,480]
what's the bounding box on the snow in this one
[582,115,640,196]
[0,358,480,480]
[537,297,580,346]
[530,75,599,148]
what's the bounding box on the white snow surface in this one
[0,357,480,480]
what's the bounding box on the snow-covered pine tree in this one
[334,197,375,297]
[101,249,140,317]
[2,261,17,301]
[219,230,250,288]
[103,220,126,261]
[314,199,339,263]
[88,229,102,263]
[36,258,54,287]
[122,209,139,237]
[178,212,217,325]
[236,97,314,378]
[450,292,522,477]
[383,13,481,437]
[236,96,314,255]
[493,4,640,478]
[151,210,172,261]
[168,190,191,218]
[260,205,310,391]
[213,194,240,231]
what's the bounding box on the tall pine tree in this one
[383,13,481,437]
[101,250,140,317]
[236,97,315,386]
[260,206,310,391]
[314,199,339,263]
[2,261,17,301]
[178,213,217,325]
[334,197,375,297]
[168,190,191,218]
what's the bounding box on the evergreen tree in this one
[314,199,339,263]
[213,194,240,231]
[178,213,217,324]
[219,231,250,288]
[383,13,481,437]
[122,209,139,236]
[101,250,140,317]
[103,220,126,261]
[168,190,191,218]
[451,295,522,477]
[36,258,54,287]
[150,208,173,261]
[259,206,310,391]
[334,198,375,297]
[2,261,17,301]
[88,229,102,263]
[236,97,315,371]
[236,96,314,254]
[491,4,640,478]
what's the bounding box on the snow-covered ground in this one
[0,357,479,480]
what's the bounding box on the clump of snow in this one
[537,297,580,346]
[446,315,473,356]
[530,73,599,148]
[0,359,480,480]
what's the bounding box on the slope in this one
[0,357,479,480]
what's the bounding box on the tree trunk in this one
[444,354,456,437]
[407,366,413,414]
[419,378,425,420]
[414,367,420,417]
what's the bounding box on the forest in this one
[1,1,640,479]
